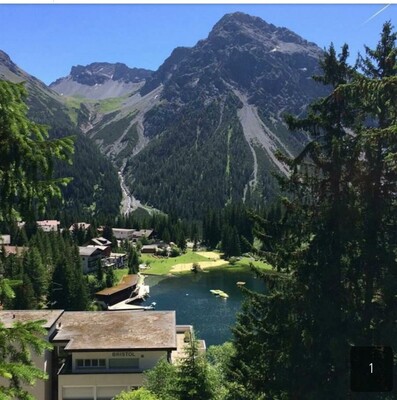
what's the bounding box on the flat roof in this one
[52,311,177,351]
[95,274,139,296]
[0,310,64,329]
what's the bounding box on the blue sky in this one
[0,4,395,85]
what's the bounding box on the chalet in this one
[0,310,203,400]
[69,222,91,231]
[37,220,61,232]
[95,274,139,307]
[78,247,104,274]
[87,245,112,257]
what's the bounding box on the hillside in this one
[123,12,328,218]
[0,50,122,221]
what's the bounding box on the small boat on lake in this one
[210,289,229,298]
[236,281,246,286]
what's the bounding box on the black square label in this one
[350,346,393,392]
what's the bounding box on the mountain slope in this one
[0,50,122,220]
[126,12,327,218]
[48,12,329,219]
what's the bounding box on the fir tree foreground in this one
[0,80,75,398]
[228,21,397,400]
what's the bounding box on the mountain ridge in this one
[50,62,153,100]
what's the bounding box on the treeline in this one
[115,203,257,258]
[1,230,89,311]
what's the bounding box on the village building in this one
[87,244,112,258]
[78,247,104,274]
[141,244,158,254]
[103,252,127,268]
[0,310,201,400]
[132,229,154,241]
[0,245,28,257]
[95,274,139,307]
[91,237,112,247]
[69,222,91,231]
[112,228,135,241]
[37,220,61,232]
[0,234,11,245]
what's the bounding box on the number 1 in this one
[369,362,373,374]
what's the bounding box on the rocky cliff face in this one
[142,12,324,115]
[50,62,153,99]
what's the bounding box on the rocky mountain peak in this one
[52,62,152,87]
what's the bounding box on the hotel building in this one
[0,310,200,400]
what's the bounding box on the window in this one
[76,359,106,369]
[108,358,140,370]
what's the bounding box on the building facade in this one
[0,310,196,400]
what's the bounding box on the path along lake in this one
[145,266,267,346]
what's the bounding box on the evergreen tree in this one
[106,267,116,288]
[174,333,214,400]
[23,248,47,304]
[95,259,105,289]
[145,358,177,400]
[0,319,53,399]
[13,273,37,310]
[128,248,140,274]
[103,225,114,241]
[0,81,74,223]
[228,24,397,400]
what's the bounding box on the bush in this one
[229,257,238,266]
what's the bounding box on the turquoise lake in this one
[145,267,266,346]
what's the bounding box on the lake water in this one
[145,266,266,346]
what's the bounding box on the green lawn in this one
[113,253,274,282]
[141,252,211,275]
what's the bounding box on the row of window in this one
[75,358,140,370]
[76,359,106,368]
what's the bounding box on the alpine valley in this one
[3,12,329,220]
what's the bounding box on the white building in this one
[37,220,61,232]
[0,310,200,400]
[0,234,11,245]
